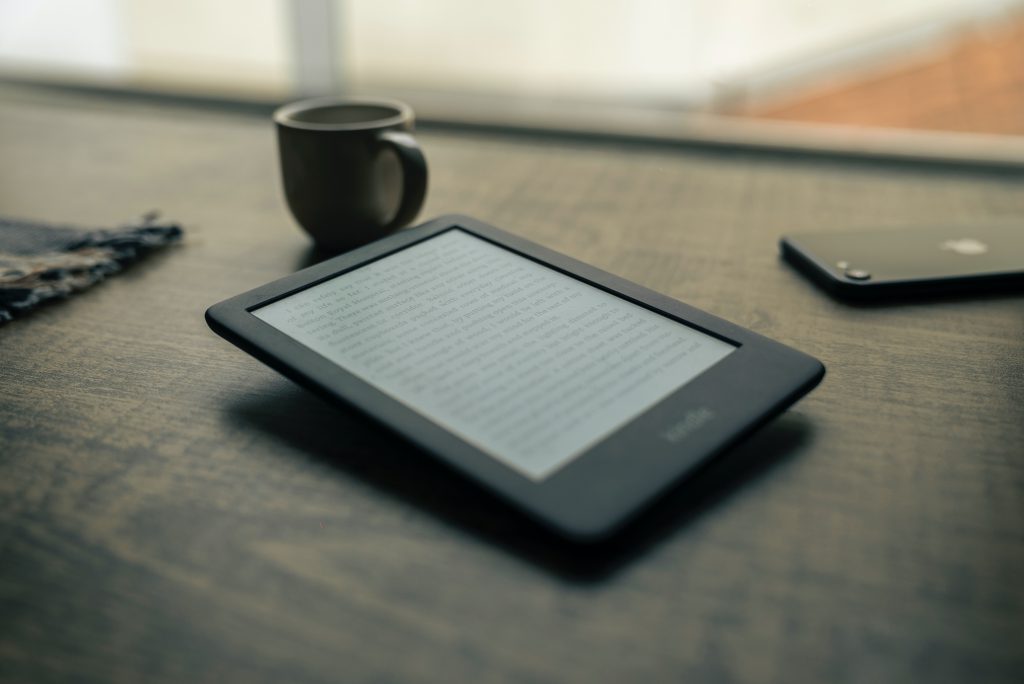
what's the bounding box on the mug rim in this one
[274,96,413,131]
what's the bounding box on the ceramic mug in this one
[274,97,428,252]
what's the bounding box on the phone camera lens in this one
[844,268,871,281]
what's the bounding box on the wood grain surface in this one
[1,84,1022,684]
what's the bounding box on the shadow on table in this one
[295,244,339,269]
[227,382,814,584]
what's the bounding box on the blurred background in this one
[0,0,1021,136]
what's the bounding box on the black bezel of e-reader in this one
[206,214,824,541]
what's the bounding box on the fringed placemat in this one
[0,212,182,323]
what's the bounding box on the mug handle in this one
[377,130,428,230]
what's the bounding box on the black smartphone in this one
[780,224,1024,300]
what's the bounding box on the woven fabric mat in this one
[0,212,182,323]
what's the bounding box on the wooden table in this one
[1,85,1022,683]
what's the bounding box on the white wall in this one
[120,0,291,96]
[344,0,1023,104]
[0,0,127,75]
[0,0,291,97]
[0,0,1020,104]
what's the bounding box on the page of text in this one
[254,230,735,480]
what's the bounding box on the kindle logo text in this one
[661,407,716,444]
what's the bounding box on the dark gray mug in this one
[274,97,428,252]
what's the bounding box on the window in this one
[1,0,1021,136]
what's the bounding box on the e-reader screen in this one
[252,229,736,480]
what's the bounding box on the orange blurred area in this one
[733,16,1024,135]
